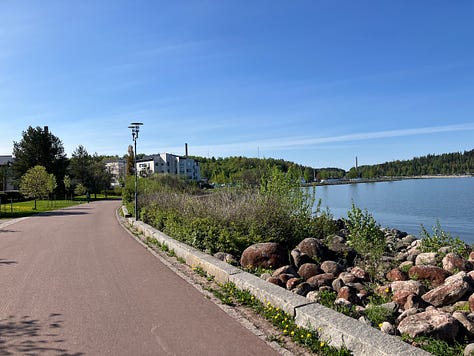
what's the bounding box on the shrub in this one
[419,221,470,259]
[345,203,387,281]
[314,204,339,239]
[133,167,321,256]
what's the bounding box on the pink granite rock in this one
[422,272,472,307]
[397,307,459,340]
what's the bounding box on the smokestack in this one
[185,143,188,157]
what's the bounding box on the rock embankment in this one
[216,225,474,352]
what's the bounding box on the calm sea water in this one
[308,177,474,244]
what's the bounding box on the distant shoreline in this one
[307,174,473,187]
[403,174,473,180]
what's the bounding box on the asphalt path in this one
[0,201,278,355]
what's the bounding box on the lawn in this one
[0,199,83,219]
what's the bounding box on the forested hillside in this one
[192,156,345,185]
[192,149,474,184]
[355,149,474,178]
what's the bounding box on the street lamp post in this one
[128,122,143,220]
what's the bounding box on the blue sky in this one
[1,1,473,170]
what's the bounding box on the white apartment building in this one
[0,155,15,192]
[104,159,126,187]
[137,154,200,181]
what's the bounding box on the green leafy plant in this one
[419,221,470,258]
[399,264,412,274]
[315,290,337,308]
[365,305,396,326]
[401,335,465,356]
[345,203,386,280]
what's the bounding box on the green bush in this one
[419,221,470,259]
[345,203,387,280]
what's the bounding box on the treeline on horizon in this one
[192,149,474,184]
[190,156,345,184]
[354,149,474,178]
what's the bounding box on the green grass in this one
[208,282,352,355]
[74,194,121,202]
[0,199,82,218]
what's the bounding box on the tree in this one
[74,183,86,196]
[19,165,51,210]
[69,145,92,185]
[126,145,135,177]
[69,146,112,197]
[303,167,314,183]
[47,173,57,199]
[346,167,359,179]
[12,126,68,186]
[88,154,112,198]
[63,175,71,200]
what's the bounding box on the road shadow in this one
[0,259,17,266]
[0,314,83,355]
[36,211,89,218]
[0,230,16,234]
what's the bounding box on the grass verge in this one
[0,199,82,218]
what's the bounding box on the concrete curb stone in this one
[295,303,429,355]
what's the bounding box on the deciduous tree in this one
[19,165,51,210]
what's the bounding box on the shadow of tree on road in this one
[0,314,83,355]
[37,211,90,217]
[0,259,17,266]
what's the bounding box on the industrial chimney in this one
[185,143,188,157]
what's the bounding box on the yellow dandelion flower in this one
[378,323,383,328]
[320,342,325,347]
[306,333,311,338]
[267,301,271,306]
[283,329,288,334]
[385,287,390,293]
[290,331,295,336]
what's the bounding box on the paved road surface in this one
[0,201,278,355]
